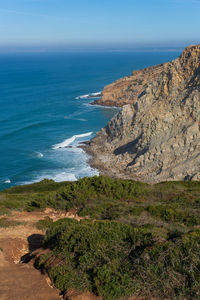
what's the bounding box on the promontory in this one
[85,44,200,183]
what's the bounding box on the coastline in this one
[90,98,123,107]
[83,45,200,183]
[82,144,142,182]
[82,100,125,180]
[1,51,181,191]
[81,135,139,182]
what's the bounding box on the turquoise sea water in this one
[0,51,180,190]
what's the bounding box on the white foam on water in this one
[19,151,99,186]
[91,92,102,96]
[75,91,102,100]
[31,152,44,158]
[51,172,77,182]
[75,94,89,100]
[83,102,121,110]
[52,132,93,149]
[4,179,11,184]
[76,118,87,122]
[37,152,44,158]
[75,132,93,138]
[21,171,77,185]
[66,147,84,154]
[18,131,98,187]
[52,136,76,149]
[76,164,99,178]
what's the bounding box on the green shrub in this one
[36,218,200,299]
[147,205,200,226]
[1,175,200,298]
[35,217,53,230]
[0,176,147,214]
[36,219,152,300]
[132,230,200,299]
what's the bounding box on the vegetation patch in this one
[36,219,152,300]
[36,218,200,300]
[1,176,200,299]
[35,217,54,230]
[0,218,25,228]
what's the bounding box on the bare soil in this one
[0,209,69,300]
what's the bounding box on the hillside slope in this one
[1,177,200,299]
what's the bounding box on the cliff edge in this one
[85,45,200,183]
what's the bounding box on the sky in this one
[0,0,200,51]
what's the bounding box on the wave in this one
[64,116,87,122]
[4,179,11,184]
[21,172,77,185]
[51,172,77,182]
[76,91,102,100]
[83,102,121,110]
[31,152,44,159]
[0,120,55,140]
[76,118,87,122]
[36,152,44,158]
[17,135,99,187]
[52,132,93,149]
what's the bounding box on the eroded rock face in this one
[93,44,200,107]
[86,45,200,183]
[93,64,165,107]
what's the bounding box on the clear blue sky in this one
[0,0,199,51]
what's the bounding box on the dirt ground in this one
[0,209,103,300]
[0,209,69,300]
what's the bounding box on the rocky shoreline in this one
[82,107,139,180]
[85,44,200,183]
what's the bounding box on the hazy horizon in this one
[0,0,199,53]
[0,41,198,54]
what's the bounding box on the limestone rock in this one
[86,45,200,183]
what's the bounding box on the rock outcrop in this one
[93,64,165,107]
[86,45,200,183]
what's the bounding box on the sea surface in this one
[0,50,180,190]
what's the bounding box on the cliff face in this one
[86,45,200,183]
[94,44,200,107]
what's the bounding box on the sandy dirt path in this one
[0,209,70,300]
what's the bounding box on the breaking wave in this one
[52,132,93,149]
[75,91,102,100]
[4,179,11,184]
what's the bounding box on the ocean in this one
[0,50,180,191]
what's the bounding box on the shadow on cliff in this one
[182,65,200,104]
[113,135,142,156]
[113,134,149,167]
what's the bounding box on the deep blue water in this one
[0,51,180,190]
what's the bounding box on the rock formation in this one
[86,44,200,183]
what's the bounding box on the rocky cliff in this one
[93,63,165,107]
[85,44,200,183]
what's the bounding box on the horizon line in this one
[0,44,194,54]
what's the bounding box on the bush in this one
[36,219,152,300]
[147,205,200,226]
[37,218,200,299]
[35,217,53,230]
[132,230,200,299]
[1,175,200,298]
